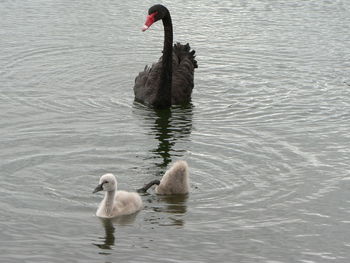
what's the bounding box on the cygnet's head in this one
[93,173,117,193]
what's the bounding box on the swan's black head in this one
[142,4,169,32]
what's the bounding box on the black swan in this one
[134,4,198,109]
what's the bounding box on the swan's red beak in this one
[142,12,158,32]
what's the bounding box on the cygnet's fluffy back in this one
[155,160,190,194]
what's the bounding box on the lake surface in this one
[1,0,350,262]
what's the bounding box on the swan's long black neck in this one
[155,11,173,109]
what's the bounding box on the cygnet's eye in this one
[103,180,108,184]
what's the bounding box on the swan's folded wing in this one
[134,63,162,105]
[134,43,197,106]
[171,43,197,105]
[134,65,151,95]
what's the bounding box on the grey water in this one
[1,0,350,262]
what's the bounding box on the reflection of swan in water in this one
[146,194,188,227]
[133,102,193,176]
[93,215,137,250]
[155,194,188,214]
[93,218,115,250]
[133,103,192,226]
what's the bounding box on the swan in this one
[138,160,190,194]
[93,173,143,218]
[134,4,198,109]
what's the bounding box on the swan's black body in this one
[134,5,197,109]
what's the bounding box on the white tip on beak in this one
[142,25,149,32]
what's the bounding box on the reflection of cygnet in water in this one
[93,173,143,218]
[138,160,190,194]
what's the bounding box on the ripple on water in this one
[1,0,350,261]
[186,76,347,234]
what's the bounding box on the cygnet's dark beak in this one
[93,183,103,193]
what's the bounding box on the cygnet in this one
[93,173,143,218]
[138,160,190,194]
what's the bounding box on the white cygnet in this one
[138,160,190,195]
[93,173,143,218]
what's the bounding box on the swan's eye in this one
[103,180,108,184]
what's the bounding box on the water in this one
[1,0,350,262]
